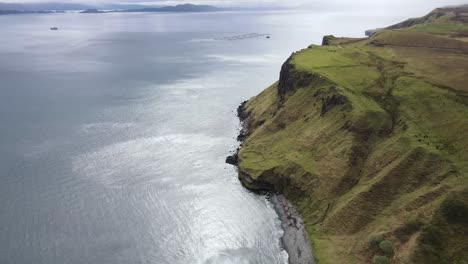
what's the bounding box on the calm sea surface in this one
[0,11,407,264]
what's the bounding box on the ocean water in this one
[0,11,407,264]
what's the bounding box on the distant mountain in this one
[0,3,224,16]
[0,9,62,15]
[120,4,222,13]
[0,2,92,11]
[0,2,94,15]
[104,4,154,11]
[80,9,104,14]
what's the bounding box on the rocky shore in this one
[227,102,315,264]
[271,194,315,264]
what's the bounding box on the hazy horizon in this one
[1,0,467,11]
[0,8,416,264]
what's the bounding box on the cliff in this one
[236,7,468,264]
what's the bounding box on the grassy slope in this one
[238,7,468,264]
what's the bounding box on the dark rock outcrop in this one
[237,101,248,121]
[320,91,347,116]
[225,152,238,165]
[365,28,382,37]
[321,35,336,45]
[278,55,331,102]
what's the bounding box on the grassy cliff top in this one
[238,6,468,264]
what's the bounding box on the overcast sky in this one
[1,0,467,10]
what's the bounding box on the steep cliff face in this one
[237,8,468,264]
[277,54,332,102]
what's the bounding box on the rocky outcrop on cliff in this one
[278,54,332,103]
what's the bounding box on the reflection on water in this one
[0,11,407,264]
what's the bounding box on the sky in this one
[1,0,467,10]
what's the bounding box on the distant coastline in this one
[0,4,226,16]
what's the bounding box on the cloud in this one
[1,0,466,10]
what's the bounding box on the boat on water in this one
[50,27,58,30]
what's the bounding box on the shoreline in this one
[228,101,315,264]
[271,194,315,264]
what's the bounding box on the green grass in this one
[393,76,468,164]
[292,47,381,92]
[404,23,468,35]
[290,46,394,131]
[237,7,468,264]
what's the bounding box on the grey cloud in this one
[2,0,467,10]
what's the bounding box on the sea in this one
[0,10,409,264]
